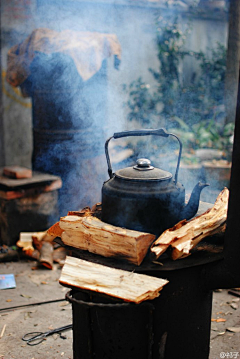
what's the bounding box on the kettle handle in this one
[105,128,182,183]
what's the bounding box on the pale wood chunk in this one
[17,232,40,259]
[59,256,168,303]
[171,223,226,260]
[17,232,35,253]
[59,215,156,265]
[151,187,229,261]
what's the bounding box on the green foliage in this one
[150,17,191,121]
[172,118,234,152]
[123,78,160,126]
[124,16,233,153]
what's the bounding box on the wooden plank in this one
[3,166,32,179]
[0,179,62,199]
[59,215,156,265]
[0,169,61,188]
[59,256,169,303]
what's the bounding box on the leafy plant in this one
[123,78,160,126]
[124,15,233,155]
[172,118,234,152]
[149,17,191,123]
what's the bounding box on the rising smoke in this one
[4,0,230,213]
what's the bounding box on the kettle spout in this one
[181,182,209,221]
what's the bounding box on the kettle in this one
[101,128,208,236]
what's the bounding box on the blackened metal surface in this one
[102,173,208,237]
[104,128,182,182]
[68,290,154,359]
[66,243,223,272]
[149,266,212,359]
[102,177,186,236]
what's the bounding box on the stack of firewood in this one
[57,189,229,303]
[47,188,229,266]
[150,187,228,260]
[17,230,66,269]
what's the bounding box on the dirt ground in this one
[0,259,240,359]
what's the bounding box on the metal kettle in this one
[101,128,208,236]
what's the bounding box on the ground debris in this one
[20,294,32,298]
[0,324,6,338]
[211,318,226,322]
[230,302,239,310]
[226,326,240,333]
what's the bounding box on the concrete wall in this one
[0,0,229,169]
[1,0,36,167]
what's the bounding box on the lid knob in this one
[134,158,154,171]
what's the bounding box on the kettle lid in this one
[115,158,172,181]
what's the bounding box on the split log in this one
[59,256,168,303]
[67,206,92,217]
[47,223,63,238]
[67,203,102,218]
[32,231,47,250]
[17,232,35,252]
[151,187,229,261]
[46,203,103,238]
[32,230,57,251]
[59,215,156,265]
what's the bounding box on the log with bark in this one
[151,187,229,261]
[17,230,67,268]
[59,256,168,303]
[39,241,54,269]
[59,215,156,266]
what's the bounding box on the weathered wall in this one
[1,0,36,167]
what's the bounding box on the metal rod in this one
[0,298,66,313]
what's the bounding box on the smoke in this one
[4,0,229,215]
[26,50,109,215]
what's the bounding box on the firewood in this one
[59,256,168,303]
[47,203,102,238]
[39,241,53,269]
[67,203,102,218]
[91,202,102,218]
[32,231,56,251]
[47,222,63,238]
[151,187,229,261]
[59,215,156,265]
[31,231,47,250]
[53,247,67,265]
[67,206,92,217]
[17,232,35,252]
